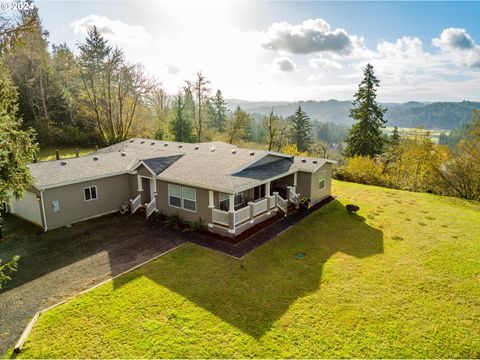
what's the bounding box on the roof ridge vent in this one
[231,149,237,154]
[151,142,155,145]
[140,140,145,144]
[164,143,169,147]
[93,156,99,161]
[312,160,318,164]
[194,146,199,150]
[249,151,255,156]
[121,152,126,157]
[210,147,215,152]
[60,161,67,166]
[129,139,134,143]
[301,159,306,163]
[178,144,183,148]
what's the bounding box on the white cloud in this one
[433,28,476,50]
[433,28,480,68]
[67,11,480,102]
[274,56,296,72]
[309,58,343,70]
[71,15,151,45]
[262,18,356,55]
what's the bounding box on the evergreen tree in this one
[391,126,401,146]
[289,105,313,152]
[345,64,387,157]
[170,91,193,142]
[211,89,227,131]
[0,63,38,238]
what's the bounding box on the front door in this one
[141,177,151,204]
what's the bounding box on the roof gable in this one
[134,155,184,175]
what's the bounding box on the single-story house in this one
[7,139,336,237]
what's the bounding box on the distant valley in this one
[226,99,480,130]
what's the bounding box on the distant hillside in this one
[226,99,480,130]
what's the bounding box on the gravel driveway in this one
[0,213,185,356]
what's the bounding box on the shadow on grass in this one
[113,200,384,339]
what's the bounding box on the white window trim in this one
[318,170,327,190]
[168,184,182,209]
[83,186,98,202]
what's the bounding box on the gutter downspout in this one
[40,189,48,231]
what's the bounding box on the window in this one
[219,193,244,211]
[84,186,98,201]
[168,184,196,212]
[319,170,326,190]
[182,187,196,212]
[168,184,182,208]
[52,200,60,213]
[253,184,266,200]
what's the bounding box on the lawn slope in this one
[16,181,480,358]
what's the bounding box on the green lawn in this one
[36,147,96,161]
[16,181,480,358]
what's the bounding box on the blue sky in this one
[35,0,480,102]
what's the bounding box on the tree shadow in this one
[114,200,384,339]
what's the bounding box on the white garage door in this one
[9,191,43,226]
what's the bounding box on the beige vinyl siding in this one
[42,174,130,229]
[155,180,210,223]
[9,190,43,227]
[296,163,333,204]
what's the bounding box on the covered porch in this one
[208,172,300,237]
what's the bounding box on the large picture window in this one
[182,187,196,212]
[84,186,98,201]
[168,184,196,212]
[168,184,182,208]
[319,170,326,190]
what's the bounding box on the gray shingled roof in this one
[29,138,335,192]
[142,155,183,175]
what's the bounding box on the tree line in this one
[336,64,480,201]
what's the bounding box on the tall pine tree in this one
[0,63,38,238]
[289,105,312,152]
[345,64,387,157]
[170,91,193,142]
[211,89,227,131]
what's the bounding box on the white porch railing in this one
[288,187,299,204]
[276,193,288,214]
[269,196,276,210]
[253,198,268,216]
[235,205,250,225]
[212,208,229,226]
[130,194,141,214]
[146,198,156,218]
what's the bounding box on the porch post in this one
[272,192,278,208]
[248,201,254,223]
[228,194,235,234]
[266,181,272,215]
[208,190,214,228]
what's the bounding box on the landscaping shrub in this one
[163,214,182,230]
[184,218,207,233]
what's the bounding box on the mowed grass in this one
[36,147,95,161]
[16,181,480,358]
